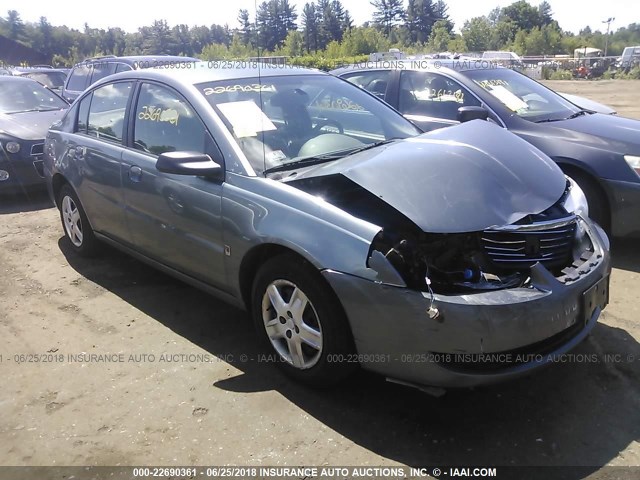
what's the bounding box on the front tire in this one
[571,172,610,232]
[251,254,356,387]
[58,184,99,257]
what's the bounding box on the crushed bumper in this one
[322,221,611,388]
[601,178,640,238]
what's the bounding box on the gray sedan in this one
[44,65,610,390]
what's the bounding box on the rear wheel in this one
[251,254,356,387]
[58,184,99,256]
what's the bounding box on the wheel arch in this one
[555,159,611,228]
[51,173,69,208]
[238,243,345,317]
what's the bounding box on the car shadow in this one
[59,239,639,476]
[611,238,640,274]
[0,189,53,214]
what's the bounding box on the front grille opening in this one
[33,160,44,178]
[481,216,577,274]
[30,143,44,156]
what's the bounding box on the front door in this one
[121,82,227,288]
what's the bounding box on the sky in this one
[8,0,639,35]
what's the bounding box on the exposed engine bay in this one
[289,173,593,294]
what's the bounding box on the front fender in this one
[221,173,386,298]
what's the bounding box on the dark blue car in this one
[0,76,68,193]
[333,60,640,237]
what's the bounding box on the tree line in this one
[0,0,639,66]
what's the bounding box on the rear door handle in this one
[129,165,142,183]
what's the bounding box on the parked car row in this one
[0,56,198,195]
[40,63,612,392]
[3,54,635,391]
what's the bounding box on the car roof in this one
[74,55,200,67]
[14,68,68,74]
[0,75,42,84]
[90,62,327,87]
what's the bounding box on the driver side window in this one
[133,83,207,157]
[399,71,480,121]
[342,70,391,100]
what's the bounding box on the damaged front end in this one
[368,179,596,295]
[283,122,611,387]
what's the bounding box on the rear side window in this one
[66,65,91,92]
[90,62,117,83]
[87,82,133,143]
[76,94,91,133]
[115,63,133,73]
[133,83,207,156]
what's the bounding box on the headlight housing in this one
[563,176,589,218]
[0,136,21,154]
[624,155,640,177]
[5,141,20,154]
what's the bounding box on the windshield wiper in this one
[6,107,62,114]
[535,109,591,123]
[565,109,591,120]
[263,139,399,175]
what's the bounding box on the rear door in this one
[121,81,227,288]
[69,81,134,241]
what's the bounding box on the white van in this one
[619,46,640,69]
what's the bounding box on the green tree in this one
[501,0,545,32]
[6,10,25,41]
[433,0,453,32]
[172,24,193,56]
[283,30,304,56]
[406,0,437,44]
[256,0,297,52]
[302,2,319,52]
[461,16,492,52]
[142,20,176,54]
[427,19,452,51]
[370,0,405,37]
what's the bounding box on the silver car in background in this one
[44,65,610,390]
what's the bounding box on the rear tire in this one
[58,184,99,257]
[251,253,357,387]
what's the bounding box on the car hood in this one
[0,109,66,141]
[558,93,616,115]
[540,113,640,152]
[289,120,566,233]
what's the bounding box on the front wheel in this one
[570,172,610,232]
[58,184,100,256]
[251,254,356,387]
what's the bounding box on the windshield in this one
[465,68,581,123]
[197,74,420,176]
[0,78,68,114]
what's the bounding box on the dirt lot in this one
[1,80,639,477]
[542,80,640,120]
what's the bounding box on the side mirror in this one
[156,151,223,180]
[457,106,489,123]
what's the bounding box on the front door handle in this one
[75,146,86,159]
[129,165,142,183]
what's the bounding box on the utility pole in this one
[602,17,615,57]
